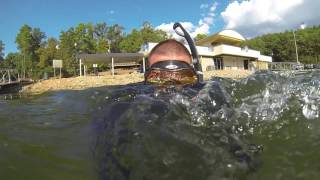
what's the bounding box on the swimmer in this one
[144,22,203,85]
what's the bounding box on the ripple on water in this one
[1,71,320,179]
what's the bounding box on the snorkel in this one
[144,22,203,85]
[173,22,204,83]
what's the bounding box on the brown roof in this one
[78,53,144,65]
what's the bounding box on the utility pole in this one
[293,31,299,64]
[292,23,306,64]
[23,53,26,79]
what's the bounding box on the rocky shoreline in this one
[22,70,253,94]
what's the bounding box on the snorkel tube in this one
[173,22,204,83]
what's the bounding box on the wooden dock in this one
[0,69,30,94]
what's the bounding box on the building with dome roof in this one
[196,30,246,46]
[77,30,272,77]
[141,30,272,71]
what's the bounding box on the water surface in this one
[1,70,320,179]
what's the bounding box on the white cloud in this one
[200,4,209,9]
[221,0,320,38]
[193,2,218,36]
[156,2,218,40]
[109,10,115,14]
[156,22,195,40]
[210,4,218,12]
[203,17,214,25]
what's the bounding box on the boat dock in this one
[0,69,32,94]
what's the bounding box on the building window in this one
[214,57,224,70]
[244,60,249,70]
[206,66,215,71]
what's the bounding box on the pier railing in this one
[0,69,20,85]
[269,62,303,71]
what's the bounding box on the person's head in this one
[145,39,197,85]
[148,39,192,66]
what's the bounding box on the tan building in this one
[141,30,272,71]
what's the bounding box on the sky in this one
[1,0,320,56]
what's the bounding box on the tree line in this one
[242,25,320,63]
[0,22,168,79]
[1,22,319,79]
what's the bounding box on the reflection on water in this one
[0,92,97,179]
[0,70,320,179]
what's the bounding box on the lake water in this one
[0,70,320,180]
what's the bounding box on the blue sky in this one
[1,0,319,56]
[0,0,228,55]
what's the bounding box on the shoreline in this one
[22,70,253,94]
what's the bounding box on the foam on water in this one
[91,70,320,179]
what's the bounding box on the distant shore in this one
[22,70,252,94]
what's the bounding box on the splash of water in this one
[92,70,320,179]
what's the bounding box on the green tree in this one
[16,25,33,54]
[94,22,110,53]
[1,52,21,69]
[194,34,208,41]
[119,22,167,52]
[107,24,124,52]
[74,23,97,53]
[140,21,167,43]
[59,23,100,75]
[119,29,143,52]
[59,28,77,75]
[15,24,45,77]
[37,38,59,69]
[244,26,320,63]
[0,40,4,61]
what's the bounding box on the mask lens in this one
[146,68,197,85]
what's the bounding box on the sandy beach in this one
[22,70,253,94]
